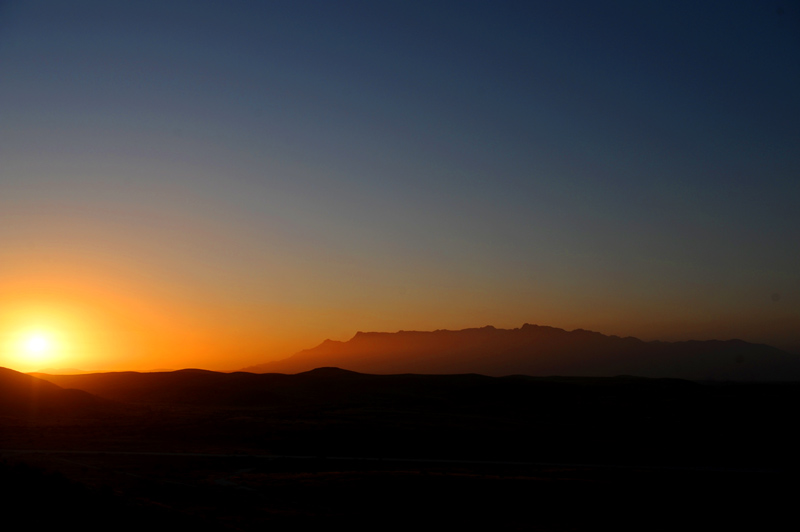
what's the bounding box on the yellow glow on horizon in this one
[0,294,92,373]
[0,272,254,373]
[24,333,52,355]
[4,328,62,372]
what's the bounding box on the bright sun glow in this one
[4,329,63,371]
[1,303,91,372]
[24,334,52,355]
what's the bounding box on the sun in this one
[6,330,62,370]
[24,334,52,356]
[1,305,83,372]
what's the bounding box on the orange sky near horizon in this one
[1,186,797,373]
[1,258,795,373]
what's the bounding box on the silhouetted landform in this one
[243,324,800,380]
[7,365,798,530]
[0,366,120,418]
[24,366,799,469]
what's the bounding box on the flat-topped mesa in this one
[519,323,564,332]
[243,324,800,380]
[351,331,390,340]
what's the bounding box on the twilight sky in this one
[1,0,799,372]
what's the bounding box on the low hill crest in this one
[0,366,119,418]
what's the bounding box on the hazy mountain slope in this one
[242,324,800,380]
[0,366,113,417]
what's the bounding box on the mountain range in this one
[242,324,800,380]
[12,340,795,528]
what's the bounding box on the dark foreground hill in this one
[9,366,800,531]
[0,366,118,418]
[243,324,800,380]
[27,366,800,469]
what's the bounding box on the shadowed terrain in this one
[20,367,800,468]
[0,366,123,418]
[243,324,800,380]
[4,366,798,530]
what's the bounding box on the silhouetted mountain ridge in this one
[30,365,712,417]
[242,324,800,380]
[0,367,120,417]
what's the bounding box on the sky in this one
[1,0,799,372]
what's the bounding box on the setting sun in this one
[1,305,77,372]
[12,331,60,369]
[24,333,52,356]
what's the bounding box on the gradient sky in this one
[1,1,799,372]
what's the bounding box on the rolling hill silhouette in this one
[24,366,800,471]
[0,366,116,418]
[31,367,515,408]
[243,324,800,380]
[11,367,799,532]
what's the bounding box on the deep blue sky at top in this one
[1,0,799,363]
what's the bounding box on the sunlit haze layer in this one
[1,1,798,372]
